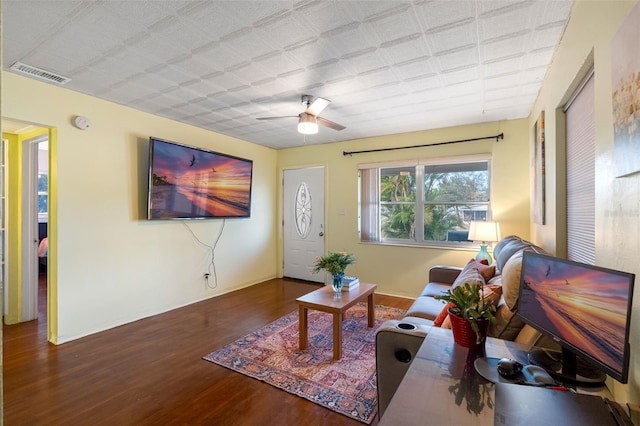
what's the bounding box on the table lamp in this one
[468,221,500,264]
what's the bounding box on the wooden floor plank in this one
[3,277,413,425]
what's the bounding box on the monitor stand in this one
[528,347,606,386]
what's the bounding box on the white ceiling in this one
[2,0,573,149]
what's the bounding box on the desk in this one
[380,327,524,425]
[379,327,613,425]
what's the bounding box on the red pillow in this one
[434,303,455,327]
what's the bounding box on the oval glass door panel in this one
[295,182,312,238]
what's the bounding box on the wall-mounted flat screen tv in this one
[147,137,253,220]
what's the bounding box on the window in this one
[37,140,49,222]
[359,155,492,246]
[38,172,48,218]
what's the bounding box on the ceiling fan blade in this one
[256,116,299,120]
[317,116,346,131]
[305,97,330,116]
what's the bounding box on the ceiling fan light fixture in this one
[297,113,318,134]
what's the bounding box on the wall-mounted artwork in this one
[533,111,546,225]
[611,1,640,177]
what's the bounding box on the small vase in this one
[331,273,344,293]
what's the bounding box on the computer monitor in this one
[518,252,635,385]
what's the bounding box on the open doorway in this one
[2,119,55,342]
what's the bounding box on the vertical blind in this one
[564,70,595,264]
[358,168,380,241]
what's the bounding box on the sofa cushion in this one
[493,235,546,274]
[428,265,463,285]
[401,316,434,326]
[501,251,524,311]
[489,299,525,340]
[405,296,447,321]
[420,282,452,297]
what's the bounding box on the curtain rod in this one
[342,132,504,156]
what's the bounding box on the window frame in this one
[359,154,493,249]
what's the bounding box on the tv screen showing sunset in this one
[148,138,253,219]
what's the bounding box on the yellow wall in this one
[529,0,639,405]
[277,119,532,298]
[2,72,279,343]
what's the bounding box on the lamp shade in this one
[297,113,318,134]
[468,221,500,243]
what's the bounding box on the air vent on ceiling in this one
[9,62,71,85]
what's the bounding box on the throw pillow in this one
[474,259,496,282]
[434,302,455,327]
[452,259,488,289]
[481,283,503,306]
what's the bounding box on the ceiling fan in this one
[256,95,346,134]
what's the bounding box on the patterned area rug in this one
[203,303,405,424]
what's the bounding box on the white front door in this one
[283,167,325,282]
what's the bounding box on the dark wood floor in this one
[3,277,413,425]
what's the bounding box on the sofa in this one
[376,235,551,417]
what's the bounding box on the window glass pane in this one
[424,172,489,202]
[462,208,487,222]
[38,195,48,214]
[424,167,488,203]
[380,167,416,202]
[381,204,415,240]
[38,173,48,192]
[424,204,472,241]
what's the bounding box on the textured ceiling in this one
[2,0,573,149]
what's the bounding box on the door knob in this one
[319,232,324,237]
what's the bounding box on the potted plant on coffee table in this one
[434,283,497,348]
[311,251,356,293]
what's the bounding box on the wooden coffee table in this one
[297,282,377,360]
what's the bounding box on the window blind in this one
[358,168,380,242]
[565,71,595,264]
